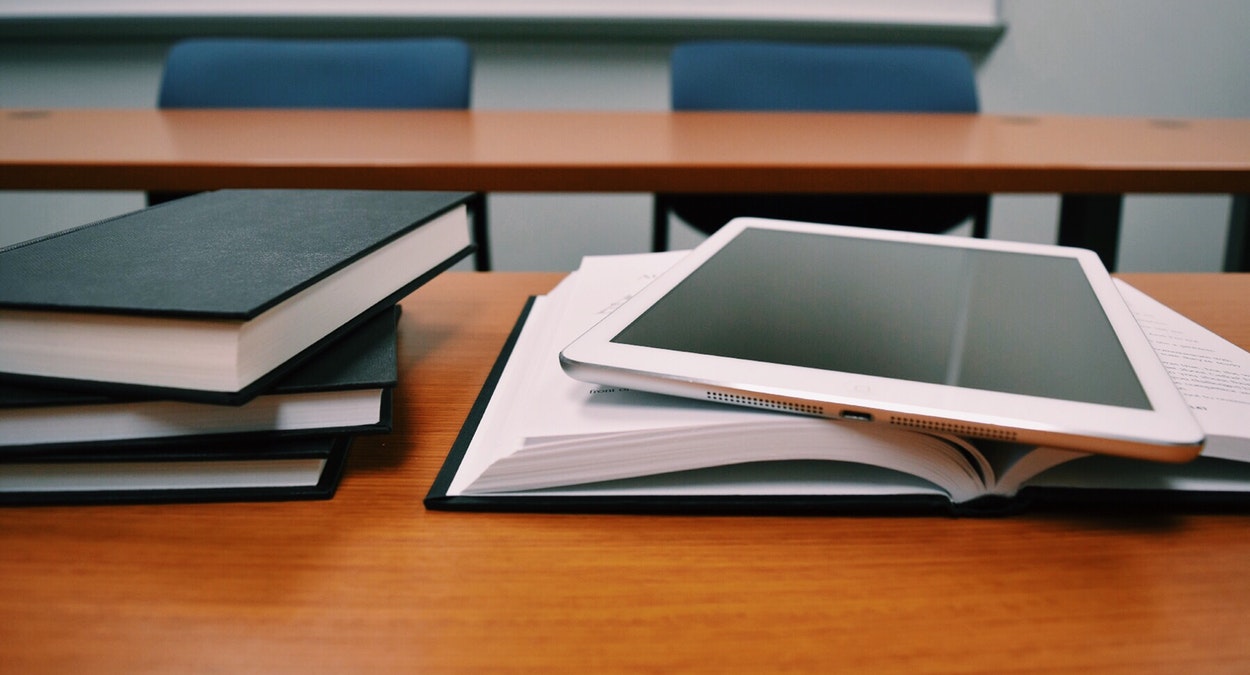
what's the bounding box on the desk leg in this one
[652,195,671,252]
[1226,194,1248,272]
[1058,194,1123,271]
[471,194,491,271]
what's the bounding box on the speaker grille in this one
[888,416,1018,442]
[706,391,824,416]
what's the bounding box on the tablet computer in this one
[560,218,1204,462]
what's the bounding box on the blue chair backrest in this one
[671,41,978,113]
[158,38,472,109]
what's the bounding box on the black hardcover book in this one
[0,434,353,506]
[0,189,473,403]
[0,306,400,451]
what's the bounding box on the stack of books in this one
[1,189,475,505]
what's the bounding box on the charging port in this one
[840,410,873,422]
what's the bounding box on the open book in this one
[426,253,1250,515]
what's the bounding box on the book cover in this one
[0,189,473,402]
[425,253,1250,516]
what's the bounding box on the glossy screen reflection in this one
[611,228,1150,409]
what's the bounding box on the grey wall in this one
[2,0,1248,271]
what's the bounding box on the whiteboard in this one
[1,0,1000,27]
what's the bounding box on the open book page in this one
[982,443,1088,496]
[443,290,566,494]
[446,252,703,496]
[1021,281,1250,494]
[1115,279,1250,461]
[449,252,996,502]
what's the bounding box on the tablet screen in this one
[611,227,1150,409]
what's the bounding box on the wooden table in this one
[3,108,1249,271]
[2,272,1249,674]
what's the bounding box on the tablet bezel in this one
[560,218,1204,462]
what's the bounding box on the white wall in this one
[2,0,1248,270]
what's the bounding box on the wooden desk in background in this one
[2,108,1248,271]
[2,272,1249,674]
